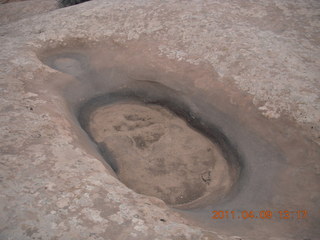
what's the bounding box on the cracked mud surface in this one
[89,103,232,206]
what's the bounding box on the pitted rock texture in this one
[0,0,57,25]
[0,0,319,240]
[1,0,319,143]
[89,103,232,206]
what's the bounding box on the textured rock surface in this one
[0,0,57,25]
[89,103,232,206]
[0,0,319,239]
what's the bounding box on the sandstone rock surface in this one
[0,0,319,240]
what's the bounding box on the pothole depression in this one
[36,43,320,238]
[40,46,242,209]
[77,86,241,209]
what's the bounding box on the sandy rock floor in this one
[88,103,233,206]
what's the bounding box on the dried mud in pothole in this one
[89,102,233,206]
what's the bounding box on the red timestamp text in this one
[211,210,308,220]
